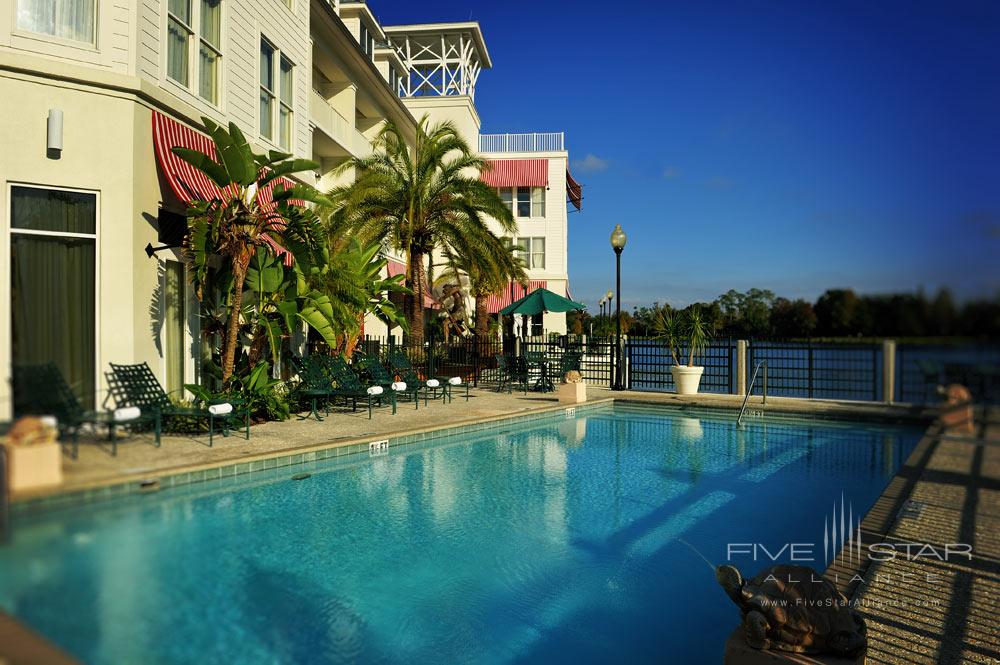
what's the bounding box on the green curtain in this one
[11,187,96,411]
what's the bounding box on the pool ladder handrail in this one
[737,360,768,427]
[0,443,9,545]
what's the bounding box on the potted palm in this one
[653,307,711,395]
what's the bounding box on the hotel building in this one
[0,0,582,417]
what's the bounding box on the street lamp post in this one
[610,225,627,390]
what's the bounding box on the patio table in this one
[526,354,555,392]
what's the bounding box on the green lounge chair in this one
[13,362,145,458]
[289,356,339,421]
[510,356,531,394]
[355,352,419,409]
[493,354,529,394]
[316,355,396,418]
[109,362,249,446]
[557,351,583,376]
[387,349,449,405]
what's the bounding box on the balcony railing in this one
[309,88,372,157]
[478,132,565,153]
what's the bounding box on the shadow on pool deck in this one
[825,406,1000,664]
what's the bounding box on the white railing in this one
[309,88,372,158]
[478,132,564,153]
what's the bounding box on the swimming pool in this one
[0,404,923,664]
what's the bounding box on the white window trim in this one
[510,236,546,271]
[159,253,199,397]
[12,0,100,48]
[164,0,224,108]
[3,182,101,417]
[259,36,294,151]
[499,186,547,220]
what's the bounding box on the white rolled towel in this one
[391,381,407,391]
[113,406,141,422]
[367,386,384,396]
[448,377,462,386]
[208,403,233,416]
[426,379,440,388]
[40,415,58,429]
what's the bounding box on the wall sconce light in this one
[47,109,63,157]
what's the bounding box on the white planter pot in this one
[671,365,705,395]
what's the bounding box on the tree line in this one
[569,288,1000,340]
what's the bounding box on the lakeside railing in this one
[344,335,1000,405]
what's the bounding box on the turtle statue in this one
[716,564,867,658]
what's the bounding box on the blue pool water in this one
[0,405,923,664]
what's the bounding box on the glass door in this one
[10,185,97,411]
[164,260,186,394]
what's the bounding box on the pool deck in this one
[3,387,997,664]
[824,406,1000,664]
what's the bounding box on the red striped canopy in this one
[566,170,583,211]
[483,280,548,314]
[151,111,296,265]
[481,159,549,188]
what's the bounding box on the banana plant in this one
[173,116,330,383]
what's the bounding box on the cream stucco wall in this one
[0,71,198,417]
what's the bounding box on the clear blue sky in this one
[375,0,1000,311]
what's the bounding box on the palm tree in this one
[327,117,516,345]
[440,229,527,337]
[172,116,328,383]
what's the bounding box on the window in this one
[10,186,97,410]
[531,186,545,217]
[388,65,399,94]
[360,23,374,60]
[500,188,513,214]
[514,237,546,269]
[529,237,545,269]
[498,187,546,218]
[260,38,293,149]
[198,0,221,104]
[16,0,95,44]
[516,187,530,217]
[279,56,293,149]
[168,0,222,104]
[259,39,274,140]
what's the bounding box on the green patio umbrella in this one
[500,287,586,316]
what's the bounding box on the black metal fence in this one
[626,339,735,394]
[897,343,1000,404]
[348,335,1000,404]
[747,340,881,401]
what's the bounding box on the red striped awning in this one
[386,258,438,309]
[566,170,583,211]
[481,159,548,188]
[483,280,548,314]
[151,111,297,266]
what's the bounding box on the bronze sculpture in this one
[716,564,867,658]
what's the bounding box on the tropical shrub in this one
[327,117,515,344]
[171,116,329,383]
[653,307,711,366]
